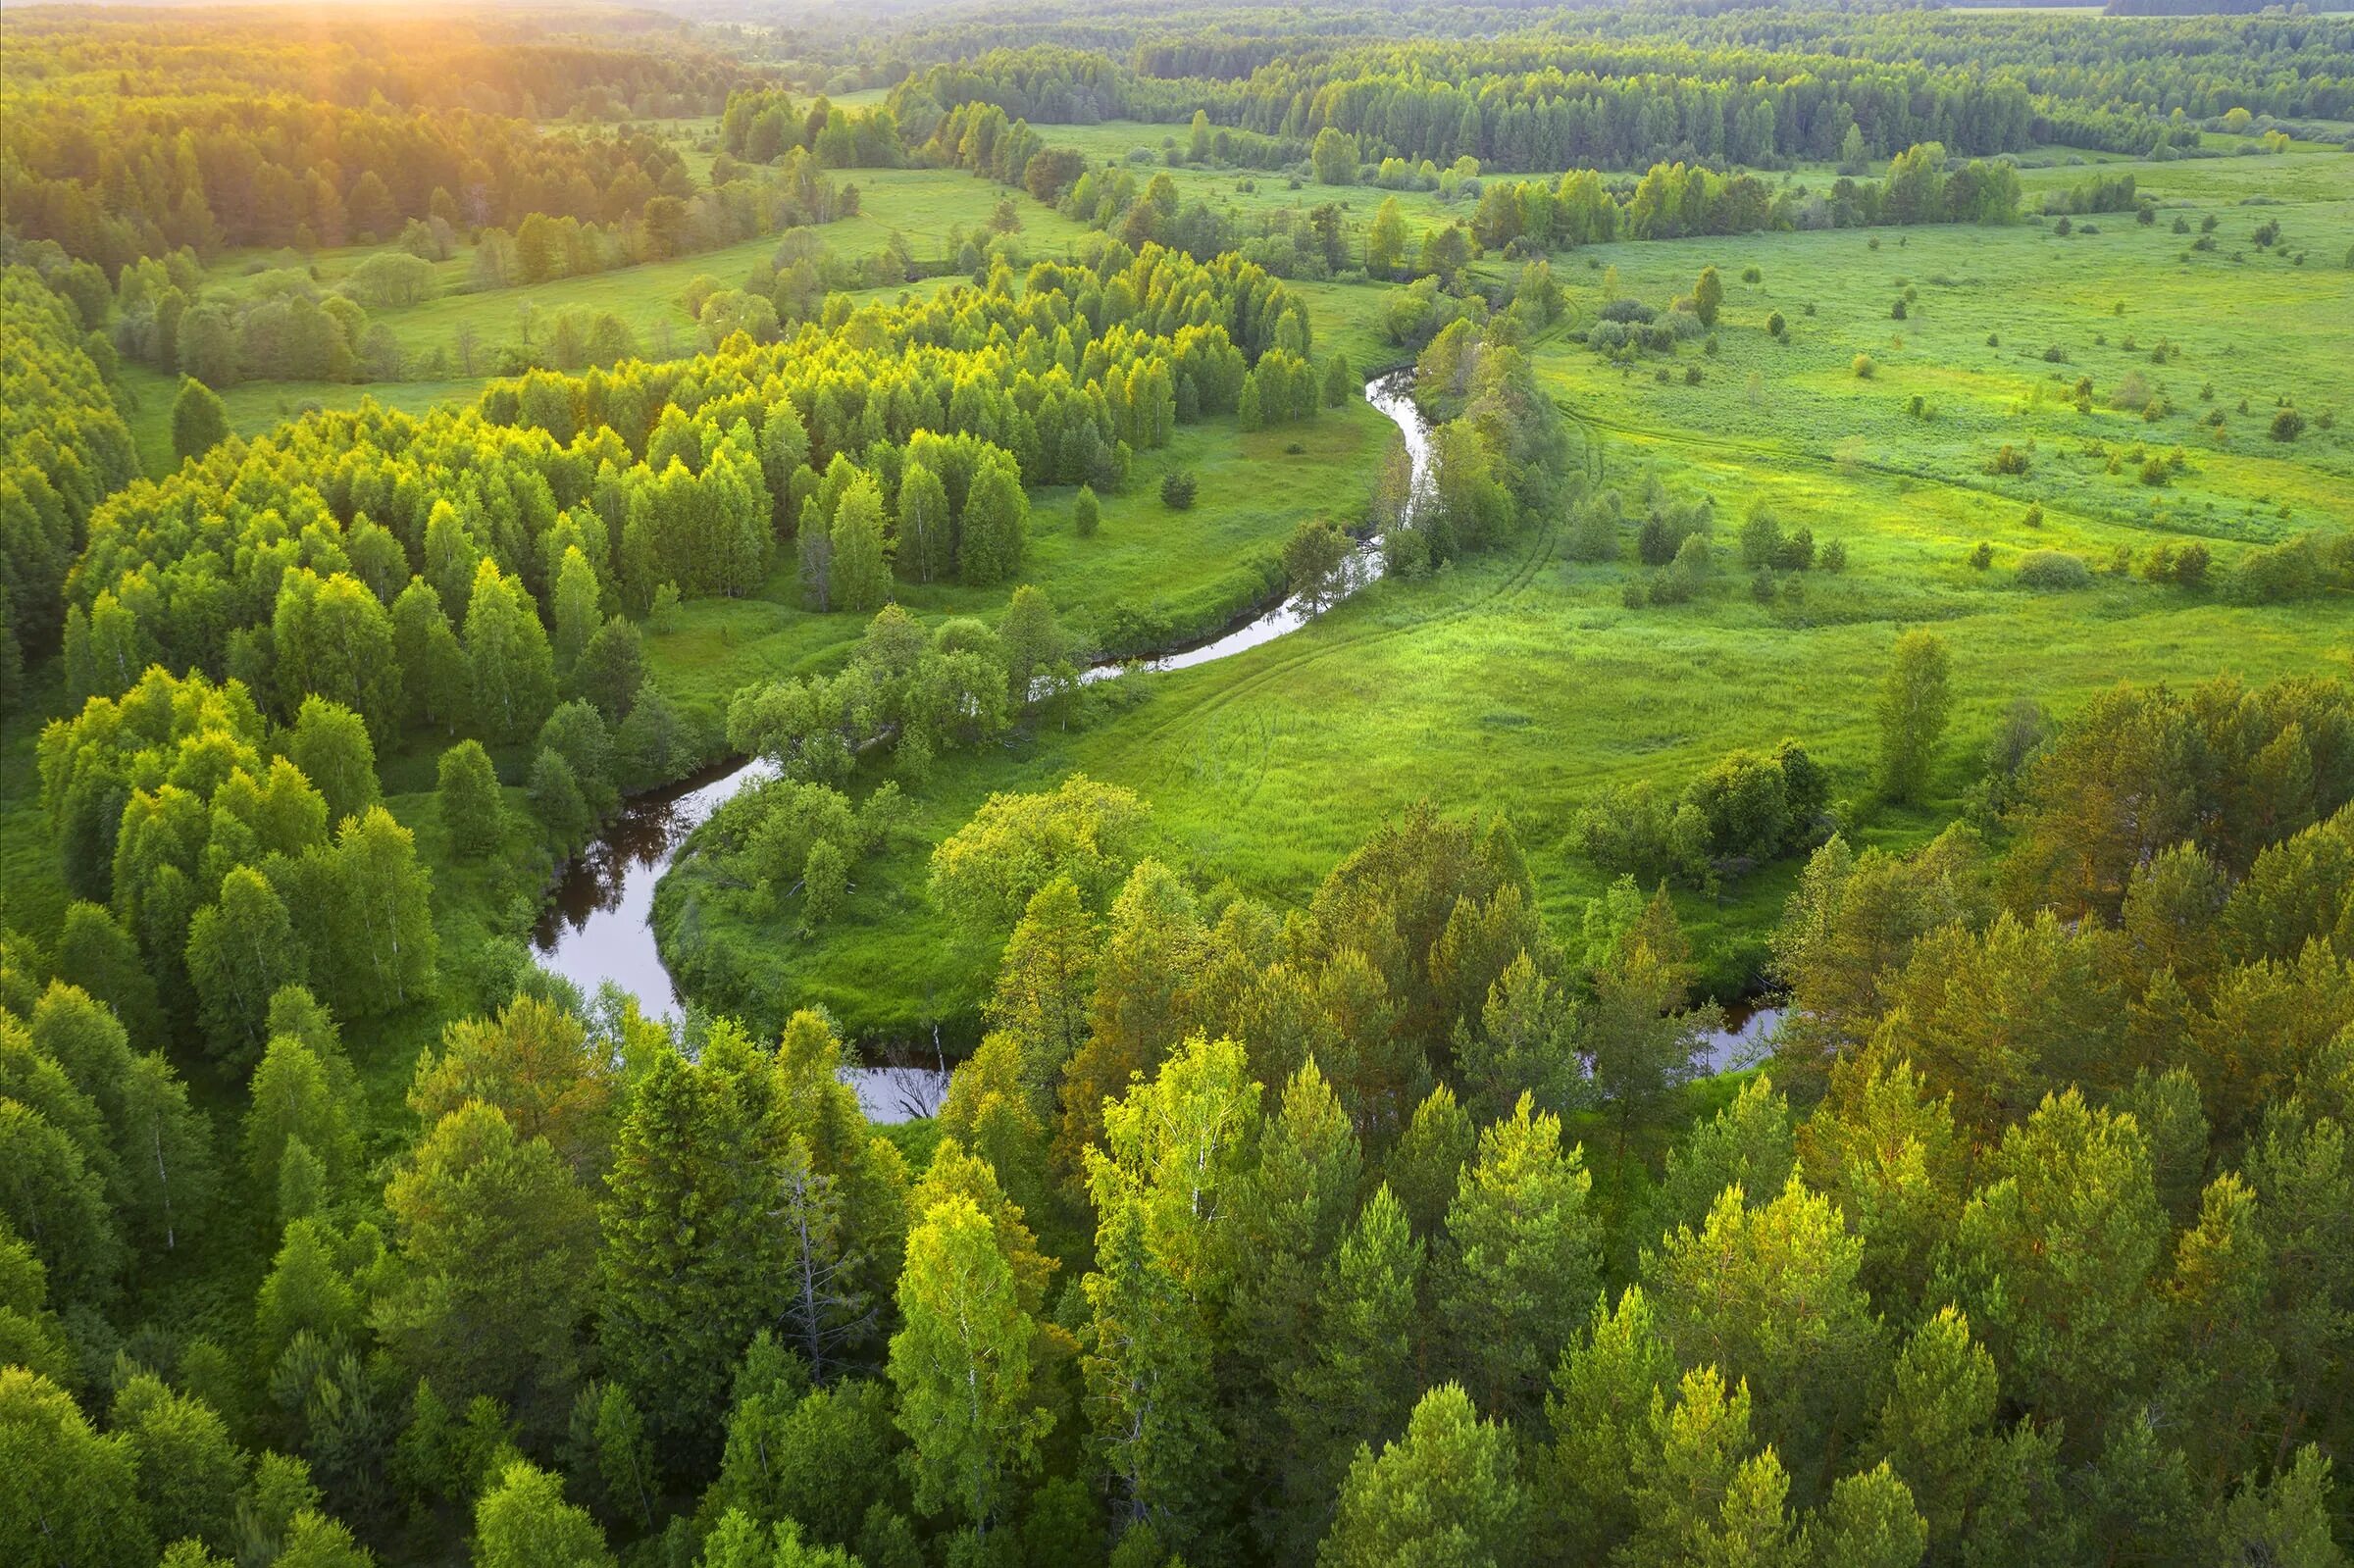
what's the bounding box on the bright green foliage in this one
[0,1368,154,1568]
[1441,1092,1600,1417]
[113,1371,247,1553]
[1621,1368,1800,1568]
[276,582,401,747]
[172,376,230,465]
[185,866,305,1066]
[891,1192,1051,1531]
[1876,630,1953,804]
[1317,1383,1526,1568]
[930,775,1150,935]
[1644,1176,1881,1491]
[1642,1074,1796,1244]
[830,473,891,613]
[54,901,166,1045]
[0,1093,123,1302]
[243,1032,359,1197]
[437,740,505,855]
[1946,1089,2167,1446]
[1543,1286,1678,1558]
[474,1458,614,1568]
[551,546,602,676]
[1693,266,1724,328]
[392,579,470,733]
[463,559,558,745]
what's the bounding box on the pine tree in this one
[597,1041,789,1471]
[1283,1183,1420,1553]
[1441,1093,1601,1418]
[1318,1384,1526,1568]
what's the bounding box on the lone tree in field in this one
[172,376,230,465]
[1692,266,1724,329]
[1876,629,1953,804]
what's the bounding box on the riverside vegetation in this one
[1,4,2352,1567]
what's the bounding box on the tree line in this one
[11,666,2353,1564]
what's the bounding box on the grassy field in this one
[651,145,2354,1045]
[66,135,2354,1054]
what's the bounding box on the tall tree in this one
[185,866,306,1067]
[378,1102,595,1442]
[597,1036,789,1470]
[1441,1092,1601,1418]
[0,1368,154,1568]
[1317,1383,1527,1568]
[830,474,891,613]
[171,376,229,465]
[463,559,557,745]
[891,1193,1051,1534]
[1876,630,1952,805]
[474,1458,614,1568]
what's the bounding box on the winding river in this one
[530,374,1771,1118]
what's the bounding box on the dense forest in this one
[3,0,2353,1564]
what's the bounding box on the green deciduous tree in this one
[891,1192,1052,1533]
[474,1458,614,1568]
[0,1367,154,1568]
[831,473,891,613]
[172,376,230,465]
[436,740,504,855]
[463,559,557,745]
[1876,630,1952,804]
[186,865,307,1066]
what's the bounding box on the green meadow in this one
[649,145,2354,1042]
[72,133,2354,1046]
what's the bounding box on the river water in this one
[530,374,1775,1118]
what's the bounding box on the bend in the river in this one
[529,377,1772,1116]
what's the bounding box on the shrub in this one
[1853,355,1876,379]
[1766,311,1785,337]
[1970,542,1994,570]
[2271,408,2306,442]
[1819,539,1849,573]
[2016,550,2093,590]
[1984,444,2032,477]
[1160,471,1198,509]
[1073,485,1100,537]
[2021,503,2044,529]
